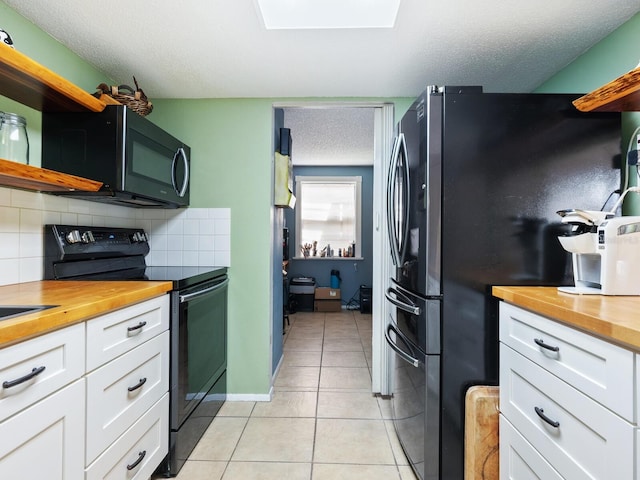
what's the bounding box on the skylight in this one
[255,0,401,30]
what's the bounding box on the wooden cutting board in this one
[465,385,500,480]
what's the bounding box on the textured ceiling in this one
[3,0,640,99]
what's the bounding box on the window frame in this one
[294,175,362,259]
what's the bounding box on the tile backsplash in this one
[0,186,230,286]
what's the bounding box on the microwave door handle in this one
[172,147,190,198]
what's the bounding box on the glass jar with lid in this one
[0,112,29,165]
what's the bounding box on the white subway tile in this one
[183,218,199,235]
[166,250,183,265]
[183,235,199,251]
[0,207,20,233]
[167,235,184,250]
[198,235,215,251]
[0,258,20,286]
[182,251,198,266]
[214,217,231,235]
[60,212,79,225]
[214,250,231,267]
[19,233,42,257]
[215,234,231,251]
[186,208,208,219]
[199,219,215,235]
[0,187,11,206]
[20,257,43,283]
[198,251,215,266]
[166,217,184,235]
[150,233,168,251]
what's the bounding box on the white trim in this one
[371,103,395,395]
[226,390,273,402]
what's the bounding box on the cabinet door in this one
[0,379,84,480]
[0,322,84,421]
[86,295,169,371]
[500,415,563,480]
[500,344,634,479]
[85,394,168,480]
[86,331,169,464]
[499,302,633,420]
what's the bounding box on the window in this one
[295,176,361,258]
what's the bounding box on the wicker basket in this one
[95,76,153,116]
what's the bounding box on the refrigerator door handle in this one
[386,133,410,267]
[386,135,402,266]
[385,286,421,316]
[385,322,420,368]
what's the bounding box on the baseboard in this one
[226,389,273,402]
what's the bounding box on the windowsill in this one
[292,256,365,261]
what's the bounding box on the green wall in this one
[536,12,640,214]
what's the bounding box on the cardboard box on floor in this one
[314,287,341,311]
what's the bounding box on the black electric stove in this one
[43,224,228,477]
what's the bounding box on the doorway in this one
[270,102,395,395]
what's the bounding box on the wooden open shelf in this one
[0,46,114,192]
[0,159,102,192]
[0,44,107,112]
[573,67,640,112]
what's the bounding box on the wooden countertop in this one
[493,286,640,350]
[0,280,173,348]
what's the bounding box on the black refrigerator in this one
[384,86,621,480]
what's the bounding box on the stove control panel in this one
[44,224,150,261]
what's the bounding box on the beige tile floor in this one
[175,310,418,480]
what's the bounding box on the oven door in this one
[172,275,228,428]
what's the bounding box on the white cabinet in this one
[0,379,85,480]
[499,302,636,479]
[0,323,85,480]
[86,393,169,480]
[86,331,169,464]
[0,294,170,480]
[84,295,169,477]
[0,322,85,419]
[86,295,169,371]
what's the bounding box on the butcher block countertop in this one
[493,286,640,350]
[0,280,173,348]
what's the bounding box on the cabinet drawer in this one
[86,331,168,464]
[0,379,85,480]
[500,344,634,479]
[499,302,633,420]
[86,295,169,371]
[85,393,168,480]
[0,322,84,420]
[500,415,563,480]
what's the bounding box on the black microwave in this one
[42,105,190,208]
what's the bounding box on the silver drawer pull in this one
[126,450,146,471]
[534,338,559,352]
[2,366,46,389]
[127,377,147,392]
[534,406,560,428]
[127,321,147,335]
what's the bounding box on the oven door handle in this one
[180,278,229,303]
